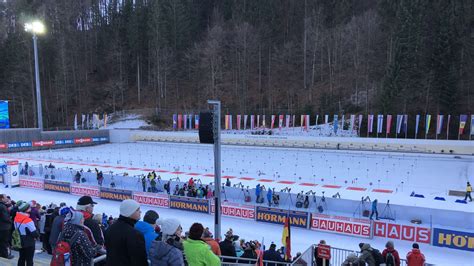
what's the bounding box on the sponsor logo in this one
[311,214,371,238]
[64,139,74,144]
[74,138,92,144]
[71,185,100,198]
[20,142,32,147]
[210,204,255,220]
[44,180,71,193]
[256,207,308,228]
[19,177,44,189]
[133,193,169,208]
[6,160,18,166]
[32,140,55,147]
[55,140,65,145]
[92,138,100,142]
[100,187,133,201]
[433,228,474,251]
[169,196,209,213]
[100,137,108,141]
[0,143,6,149]
[8,143,20,148]
[374,221,430,244]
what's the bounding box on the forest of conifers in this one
[0,0,472,128]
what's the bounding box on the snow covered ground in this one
[1,186,472,265]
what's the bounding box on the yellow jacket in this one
[467,185,472,192]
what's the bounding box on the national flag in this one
[224,115,228,130]
[358,114,363,131]
[281,216,291,261]
[271,115,276,129]
[386,115,392,134]
[183,114,187,129]
[279,115,284,129]
[257,115,260,128]
[292,115,296,128]
[334,115,339,133]
[262,115,266,128]
[315,115,319,126]
[189,114,193,129]
[104,113,108,128]
[350,115,355,131]
[236,115,241,130]
[368,115,374,133]
[459,114,468,135]
[286,115,290,128]
[396,115,403,134]
[81,114,86,129]
[74,114,78,130]
[425,115,431,135]
[178,114,183,129]
[229,115,233,130]
[436,115,444,135]
[324,115,329,124]
[377,114,384,133]
[300,115,305,130]
[173,114,177,129]
[341,115,345,130]
[305,115,310,131]
[415,115,420,136]
[470,115,474,136]
[244,115,248,130]
[446,114,451,137]
[403,115,408,134]
[195,115,199,129]
[250,115,255,130]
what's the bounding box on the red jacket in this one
[202,237,221,256]
[407,248,425,266]
[382,247,400,266]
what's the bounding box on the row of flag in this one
[74,113,108,130]
[173,113,474,138]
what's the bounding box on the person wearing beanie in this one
[407,243,425,266]
[355,243,376,266]
[14,201,39,266]
[149,218,184,266]
[183,223,220,266]
[59,210,97,266]
[76,195,104,247]
[219,228,237,262]
[0,194,14,259]
[135,210,159,258]
[382,240,400,266]
[201,227,221,256]
[49,206,71,250]
[105,199,147,266]
[238,241,258,264]
[263,243,284,265]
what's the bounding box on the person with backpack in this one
[355,243,376,266]
[51,210,96,266]
[49,206,71,251]
[105,199,148,266]
[406,243,425,266]
[382,241,400,266]
[0,194,14,259]
[13,201,39,266]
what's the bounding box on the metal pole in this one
[208,100,222,240]
[33,34,43,131]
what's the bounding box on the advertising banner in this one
[0,100,10,128]
[432,228,474,252]
[71,184,100,198]
[169,196,209,213]
[133,192,169,208]
[310,214,371,238]
[74,138,92,144]
[44,179,71,193]
[211,203,255,220]
[33,140,55,147]
[256,206,308,228]
[373,221,430,244]
[19,176,44,190]
[100,187,133,201]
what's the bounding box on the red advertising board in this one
[32,140,55,147]
[74,138,92,144]
[133,192,169,208]
[211,203,255,220]
[317,244,331,260]
[6,160,18,165]
[71,184,100,198]
[373,221,431,244]
[0,143,6,149]
[311,214,371,238]
[19,177,44,190]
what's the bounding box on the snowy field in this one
[0,186,472,265]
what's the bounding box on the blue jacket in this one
[267,189,273,201]
[149,240,184,266]
[256,185,261,197]
[372,201,378,211]
[135,221,158,257]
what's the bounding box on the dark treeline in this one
[0,0,472,128]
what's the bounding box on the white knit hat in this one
[120,199,140,217]
[160,218,181,238]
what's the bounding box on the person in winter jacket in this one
[49,206,70,250]
[370,199,379,220]
[238,241,257,264]
[341,253,359,266]
[28,200,41,229]
[382,241,400,266]
[219,228,237,262]
[76,196,104,247]
[255,184,262,203]
[0,194,13,259]
[135,210,159,257]
[267,188,273,206]
[149,218,184,266]
[465,181,472,202]
[105,199,147,266]
[355,243,376,266]
[263,243,284,266]
[60,210,96,266]
[201,227,221,256]
[183,223,220,266]
[406,243,425,266]
[14,201,39,266]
